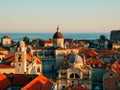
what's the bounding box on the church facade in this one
[57,54,92,90]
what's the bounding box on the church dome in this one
[70,54,83,64]
[53,26,63,39]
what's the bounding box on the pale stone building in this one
[1,35,12,46]
[57,54,92,90]
[0,41,42,75]
[31,26,79,72]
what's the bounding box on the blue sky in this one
[0,0,120,33]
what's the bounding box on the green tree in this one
[99,35,106,40]
[23,36,30,45]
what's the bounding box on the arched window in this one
[70,73,74,78]
[18,54,22,62]
[37,66,40,72]
[75,73,80,78]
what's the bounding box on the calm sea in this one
[0,33,110,42]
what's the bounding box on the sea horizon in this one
[0,32,110,42]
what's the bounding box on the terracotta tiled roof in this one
[113,60,120,68]
[0,64,15,68]
[5,54,15,59]
[104,75,120,84]
[86,58,105,68]
[106,86,120,90]
[44,39,53,43]
[33,56,41,64]
[99,49,120,55]
[99,48,109,53]
[79,48,99,58]
[111,68,120,73]
[62,85,89,90]
[111,60,120,73]
[27,54,41,64]
[5,56,15,65]
[109,50,120,54]
[0,51,5,55]
[12,74,29,86]
[0,47,8,51]
[3,54,41,67]
[22,74,54,90]
[0,74,11,90]
[100,53,111,58]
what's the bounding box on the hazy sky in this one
[0,0,120,33]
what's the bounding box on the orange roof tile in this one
[12,74,29,86]
[111,68,120,73]
[3,54,41,67]
[44,40,53,43]
[86,58,105,65]
[5,54,15,59]
[111,60,120,73]
[79,48,99,57]
[22,74,54,90]
[104,75,120,84]
[0,47,8,51]
[5,56,15,65]
[0,74,11,90]
[0,64,15,68]
[0,51,5,55]
[109,49,120,54]
[27,54,41,64]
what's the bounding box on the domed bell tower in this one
[15,40,27,74]
[53,26,64,48]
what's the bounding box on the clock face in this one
[18,54,22,62]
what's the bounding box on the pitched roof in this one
[111,60,120,73]
[99,49,120,55]
[0,64,15,68]
[104,75,120,84]
[86,58,105,65]
[5,54,15,59]
[79,48,99,58]
[106,86,120,90]
[112,68,120,73]
[44,39,53,43]
[22,74,54,90]
[0,74,11,90]
[27,54,41,64]
[0,51,5,55]
[5,74,38,86]
[12,74,29,86]
[5,56,15,65]
[0,46,8,51]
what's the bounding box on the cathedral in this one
[31,26,79,72]
[57,54,92,90]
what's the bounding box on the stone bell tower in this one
[15,40,27,74]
